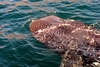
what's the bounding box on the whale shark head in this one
[29,15,65,34]
[29,15,100,67]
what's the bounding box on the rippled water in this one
[0,0,100,67]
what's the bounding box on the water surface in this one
[0,0,100,67]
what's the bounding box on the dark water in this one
[0,0,100,67]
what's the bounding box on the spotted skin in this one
[29,15,64,33]
[29,16,100,67]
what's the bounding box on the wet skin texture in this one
[29,16,100,67]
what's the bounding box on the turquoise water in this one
[0,0,100,67]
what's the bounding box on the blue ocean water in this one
[0,0,100,67]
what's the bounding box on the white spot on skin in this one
[70,19,74,21]
[71,28,81,33]
[65,19,75,22]
[71,30,75,33]
[38,29,42,33]
[61,24,70,26]
[99,56,100,59]
[83,36,90,39]
[93,62,100,66]
[90,39,95,44]
[37,23,72,33]
[78,28,81,30]
[32,20,35,22]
